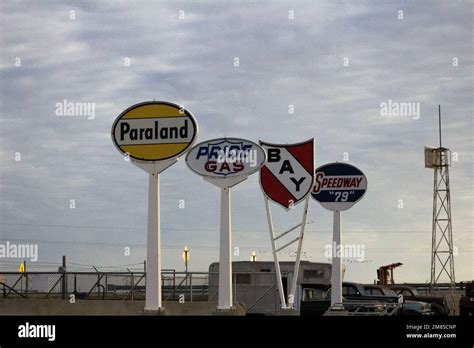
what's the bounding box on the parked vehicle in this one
[459,281,474,316]
[363,284,433,316]
[300,282,402,316]
[390,284,449,315]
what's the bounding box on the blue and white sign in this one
[311,162,367,211]
[185,137,265,179]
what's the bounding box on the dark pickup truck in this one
[459,281,474,316]
[390,285,449,315]
[300,282,401,316]
[364,284,433,316]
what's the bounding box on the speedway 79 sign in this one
[311,162,367,211]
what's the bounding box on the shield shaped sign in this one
[259,139,314,209]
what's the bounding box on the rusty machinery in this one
[376,263,403,287]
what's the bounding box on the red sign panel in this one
[259,139,314,209]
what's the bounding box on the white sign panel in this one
[185,137,266,178]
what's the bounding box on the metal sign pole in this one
[311,162,367,313]
[218,187,233,309]
[289,195,310,308]
[186,138,266,311]
[331,210,343,308]
[264,197,287,309]
[145,172,162,311]
[112,101,199,314]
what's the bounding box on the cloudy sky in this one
[0,0,472,283]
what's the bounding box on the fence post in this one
[173,270,176,300]
[190,274,193,302]
[131,273,134,301]
[61,255,67,300]
[23,260,27,297]
[25,272,28,298]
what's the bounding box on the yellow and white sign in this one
[112,101,198,162]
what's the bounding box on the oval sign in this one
[311,162,367,211]
[111,101,198,162]
[185,137,266,178]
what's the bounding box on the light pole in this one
[182,245,189,274]
[182,246,190,292]
[251,251,257,262]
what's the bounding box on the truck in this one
[390,284,450,315]
[459,281,474,316]
[300,282,402,316]
[363,284,433,316]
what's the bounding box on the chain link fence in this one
[0,271,272,304]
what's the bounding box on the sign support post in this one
[145,172,161,311]
[264,197,288,309]
[186,137,266,311]
[331,210,342,308]
[218,187,232,309]
[259,139,314,310]
[311,162,367,314]
[112,101,198,313]
[289,195,310,307]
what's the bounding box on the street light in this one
[251,251,257,262]
[182,245,190,273]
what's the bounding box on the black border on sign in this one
[111,101,199,162]
[311,161,368,211]
[258,138,315,211]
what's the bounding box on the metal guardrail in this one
[325,301,402,316]
[0,271,211,301]
[0,271,279,308]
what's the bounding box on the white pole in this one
[331,210,343,308]
[218,187,232,309]
[264,198,287,309]
[289,196,309,309]
[145,173,162,311]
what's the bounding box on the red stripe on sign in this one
[286,141,313,174]
[261,166,297,208]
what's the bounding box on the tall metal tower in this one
[424,105,455,291]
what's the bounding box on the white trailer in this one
[208,261,332,315]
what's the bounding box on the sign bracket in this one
[274,223,302,241]
[275,237,300,252]
[264,196,310,310]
